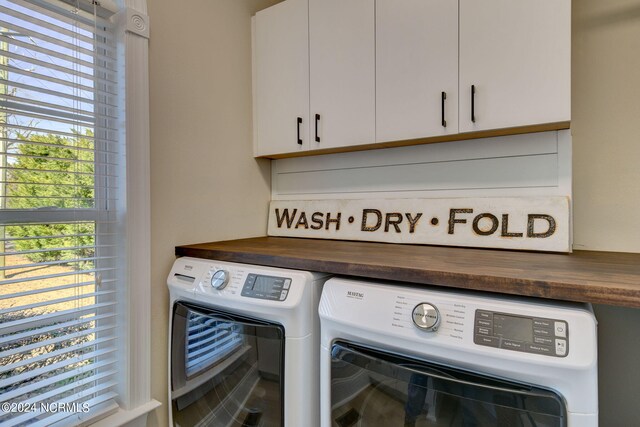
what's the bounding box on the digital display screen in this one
[493,314,533,342]
[251,276,276,293]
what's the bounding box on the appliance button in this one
[534,336,553,345]
[554,321,567,338]
[555,339,567,356]
[474,335,500,348]
[475,326,491,336]
[533,318,553,328]
[501,339,525,351]
[280,290,288,301]
[525,343,554,355]
[476,319,492,327]
[533,328,552,337]
[283,279,291,290]
[411,303,440,332]
[475,310,493,320]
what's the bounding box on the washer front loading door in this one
[329,342,567,427]
[171,301,285,426]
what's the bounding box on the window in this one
[0,0,124,425]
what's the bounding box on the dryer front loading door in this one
[330,342,566,427]
[171,301,285,427]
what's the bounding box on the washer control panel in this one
[474,310,569,357]
[241,273,292,301]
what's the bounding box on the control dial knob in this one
[412,303,440,332]
[210,270,230,290]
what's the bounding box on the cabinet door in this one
[376,0,458,143]
[309,0,375,149]
[459,0,571,133]
[254,0,309,157]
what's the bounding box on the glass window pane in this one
[0,0,120,423]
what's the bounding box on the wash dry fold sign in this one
[267,197,571,252]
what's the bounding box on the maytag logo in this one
[346,291,364,300]
[184,265,193,271]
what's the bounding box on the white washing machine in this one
[320,277,598,427]
[168,257,330,427]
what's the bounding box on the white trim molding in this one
[97,0,157,425]
[119,0,152,411]
[119,7,150,39]
[85,400,162,427]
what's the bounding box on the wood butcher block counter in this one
[175,237,640,308]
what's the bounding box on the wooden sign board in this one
[267,197,571,252]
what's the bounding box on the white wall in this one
[146,1,280,425]
[572,1,640,425]
[572,0,640,253]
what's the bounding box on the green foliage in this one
[7,132,95,209]
[6,132,96,264]
[6,223,95,264]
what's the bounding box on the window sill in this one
[87,400,162,427]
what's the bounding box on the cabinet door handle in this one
[297,117,302,145]
[441,91,447,128]
[471,85,476,123]
[315,114,320,143]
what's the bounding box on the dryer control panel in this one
[241,274,292,301]
[474,310,568,357]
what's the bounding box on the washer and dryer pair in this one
[168,257,598,427]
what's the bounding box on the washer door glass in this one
[171,302,284,427]
[330,341,566,427]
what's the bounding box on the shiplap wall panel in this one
[272,130,571,200]
[274,131,557,173]
[275,154,558,195]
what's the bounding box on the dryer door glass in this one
[171,302,285,427]
[330,341,566,427]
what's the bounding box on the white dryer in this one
[168,257,330,427]
[320,277,598,427]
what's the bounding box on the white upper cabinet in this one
[309,0,375,149]
[376,0,458,143]
[459,0,571,133]
[254,0,309,157]
[252,0,571,157]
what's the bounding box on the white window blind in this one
[0,0,122,425]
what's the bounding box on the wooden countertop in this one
[175,237,640,308]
